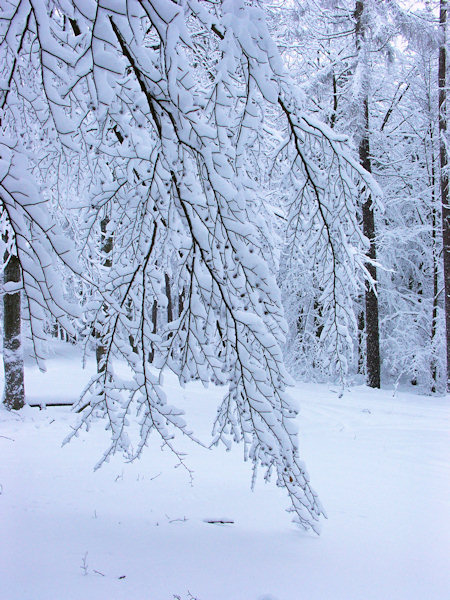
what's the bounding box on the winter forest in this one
[1,1,449,599]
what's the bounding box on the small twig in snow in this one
[80,552,89,576]
[166,515,188,524]
[203,518,234,525]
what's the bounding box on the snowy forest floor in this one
[1,342,449,600]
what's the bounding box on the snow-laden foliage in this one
[0,0,382,530]
[0,0,82,371]
[276,0,446,392]
[274,110,377,383]
[0,138,80,368]
[270,0,386,383]
[371,41,446,393]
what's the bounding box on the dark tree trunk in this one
[355,0,381,388]
[432,204,439,392]
[178,288,185,319]
[3,248,24,410]
[96,216,113,373]
[330,72,338,130]
[439,0,449,391]
[148,300,158,363]
[357,302,365,375]
[165,273,173,323]
[428,122,440,393]
[360,115,381,389]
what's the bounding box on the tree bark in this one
[355,0,381,388]
[165,273,173,323]
[3,248,24,410]
[148,299,158,363]
[96,216,113,373]
[360,119,381,388]
[178,287,185,319]
[439,0,449,391]
[357,303,365,375]
[427,120,440,393]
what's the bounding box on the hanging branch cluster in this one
[0,0,382,531]
[0,0,81,366]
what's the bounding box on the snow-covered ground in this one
[1,343,449,600]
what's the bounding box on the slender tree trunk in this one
[148,300,158,363]
[152,299,157,330]
[330,71,338,129]
[428,122,440,392]
[432,203,439,392]
[96,216,113,373]
[360,129,381,388]
[357,302,365,375]
[3,246,24,410]
[165,273,173,323]
[439,0,449,391]
[355,0,381,388]
[178,287,185,319]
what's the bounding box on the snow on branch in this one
[0,0,382,532]
[0,138,80,369]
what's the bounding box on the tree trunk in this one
[148,299,158,363]
[165,273,173,323]
[439,0,449,391]
[357,302,365,375]
[355,0,381,388]
[3,248,24,410]
[360,116,381,388]
[96,216,113,373]
[432,203,440,393]
[428,120,440,393]
[178,288,185,319]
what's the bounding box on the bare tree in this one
[439,0,449,390]
[354,0,380,388]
